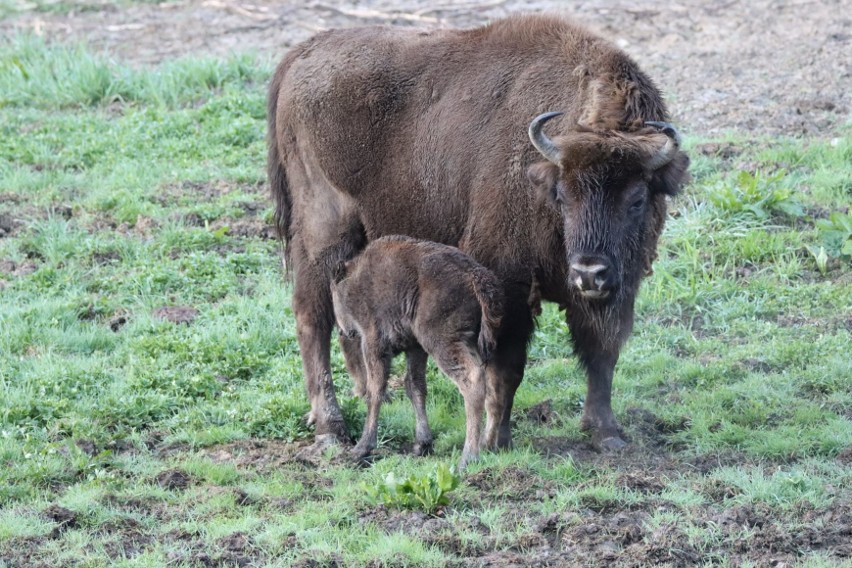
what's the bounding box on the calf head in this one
[527,112,689,304]
[330,259,359,338]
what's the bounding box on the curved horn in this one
[644,121,682,170]
[529,112,564,165]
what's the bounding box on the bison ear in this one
[650,151,690,197]
[527,162,561,207]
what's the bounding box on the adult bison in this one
[267,13,689,452]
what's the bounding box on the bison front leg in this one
[483,296,534,450]
[292,260,350,446]
[572,335,627,451]
[404,347,433,456]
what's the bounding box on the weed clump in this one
[362,463,460,515]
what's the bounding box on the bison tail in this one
[267,51,300,276]
[470,268,504,365]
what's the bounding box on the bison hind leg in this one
[428,342,485,469]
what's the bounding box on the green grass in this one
[1,35,851,567]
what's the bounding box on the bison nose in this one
[569,255,614,299]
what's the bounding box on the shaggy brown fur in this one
[268,13,690,451]
[331,236,504,467]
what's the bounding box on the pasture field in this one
[1,20,851,568]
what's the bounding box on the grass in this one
[0,34,850,567]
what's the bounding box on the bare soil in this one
[3,0,851,136]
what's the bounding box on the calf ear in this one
[331,259,357,283]
[527,162,561,207]
[331,260,348,283]
[650,151,690,197]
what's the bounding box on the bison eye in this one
[629,196,646,212]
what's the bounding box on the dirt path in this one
[4,0,850,134]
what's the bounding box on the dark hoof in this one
[595,436,628,452]
[349,451,376,468]
[458,452,479,471]
[314,419,352,445]
[413,441,434,457]
[349,444,376,466]
[496,434,513,451]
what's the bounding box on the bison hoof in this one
[458,452,480,471]
[313,417,352,444]
[349,447,377,467]
[596,435,628,452]
[413,441,434,457]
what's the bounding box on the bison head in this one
[527,112,689,304]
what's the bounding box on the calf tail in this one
[267,50,300,277]
[470,267,504,365]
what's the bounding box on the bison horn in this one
[644,121,682,170]
[529,112,564,165]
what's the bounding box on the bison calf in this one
[331,236,503,468]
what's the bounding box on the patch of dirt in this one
[3,1,850,136]
[530,407,690,471]
[155,468,193,490]
[0,192,23,204]
[466,465,558,502]
[74,438,97,456]
[359,506,496,557]
[232,488,257,506]
[102,493,165,517]
[0,213,21,238]
[50,204,74,220]
[108,313,128,332]
[152,305,199,324]
[739,357,780,374]
[41,504,78,528]
[205,438,308,471]
[91,250,121,265]
[210,217,276,239]
[95,518,154,560]
[166,180,265,204]
[525,399,556,425]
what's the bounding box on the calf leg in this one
[431,343,485,469]
[292,259,349,444]
[459,364,486,470]
[351,340,390,459]
[338,331,367,398]
[404,347,433,456]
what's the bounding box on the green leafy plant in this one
[815,211,852,259]
[807,211,852,274]
[363,463,461,514]
[708,170,803,219]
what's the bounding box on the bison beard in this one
[268,14,690,452]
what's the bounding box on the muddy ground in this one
[3,0,851,137]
